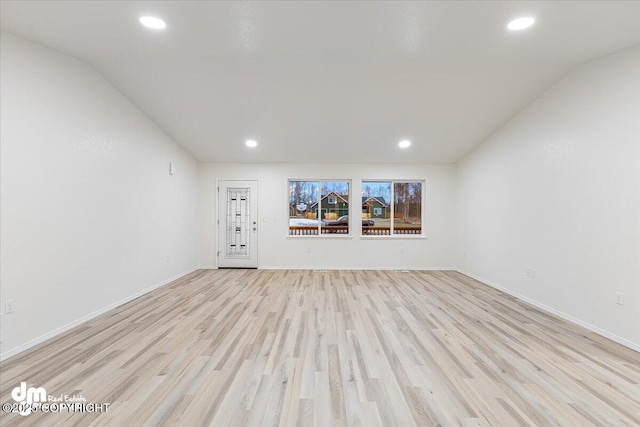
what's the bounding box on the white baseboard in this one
[259,266,456,271]
[455,269,640,353]
[197,264,457,271]
[0,267,198,362]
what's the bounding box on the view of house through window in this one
[362,181,422,235]
[289,180,350,235]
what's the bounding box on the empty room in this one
[1,1,639,426]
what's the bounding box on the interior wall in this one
[2,28,636,360]
[456,46,640,350]
[198,163,456,270]
[0,33,199,359]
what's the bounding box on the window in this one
[362,181,423,236]
[289,180,350,235]
[392,182,422,235]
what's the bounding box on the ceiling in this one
[1,1,639,164]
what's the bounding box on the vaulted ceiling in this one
[2,1,639,163]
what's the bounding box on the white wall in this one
[2,31,636,361]
[456,46,640,350]
[198,163,456,270]
[0,33,198,359]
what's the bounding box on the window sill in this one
[359,235,428,240]
[286,235,354,240]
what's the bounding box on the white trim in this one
[286,235,354,240]
[456,269,640,353]
[0,267,198,362]
[359,235,428,240]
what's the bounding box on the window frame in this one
[287,179,353,238]
[360,179,426,239]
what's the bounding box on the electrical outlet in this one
[5,300,14,314]
[526,268,531,277]
[531,269,536,278]
[616,292,623,305]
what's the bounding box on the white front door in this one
[217,180,258,268]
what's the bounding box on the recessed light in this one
[245,139,258,148]
[398,140,411,148]
[507,17,535,31]
[140,16,166,30]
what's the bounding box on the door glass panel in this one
[226,187,250,257]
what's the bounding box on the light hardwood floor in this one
[1,269,639,426]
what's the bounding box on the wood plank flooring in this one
[1,269,639,426]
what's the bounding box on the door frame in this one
[217,179,259,269]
